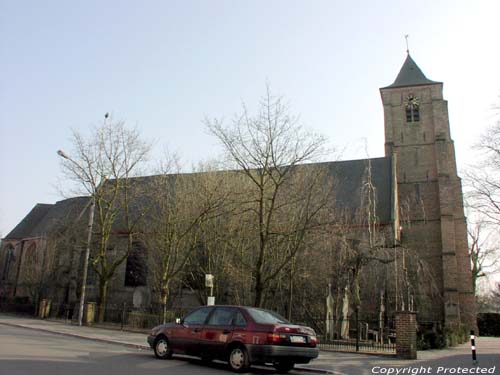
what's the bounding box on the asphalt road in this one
[0,325,309,375]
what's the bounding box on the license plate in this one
[290,335,306,343]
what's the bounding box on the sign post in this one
[205,274,215,306]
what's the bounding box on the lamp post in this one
[57,149,95,326]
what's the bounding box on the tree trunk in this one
[161,287,170,324]
[160,281,170,324]
[254,281,265,307]
[98,280,108,323]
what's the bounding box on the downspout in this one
[391,153,400,242]
[391,152,401,312]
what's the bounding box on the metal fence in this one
[1,299,396,354]
[0,298,189,331]
[319,337,396,354]
[295,316,396,354]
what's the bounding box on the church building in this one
[0,54,476,332]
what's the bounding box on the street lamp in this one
[57,149,95,326]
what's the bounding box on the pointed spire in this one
[383,54,440,89]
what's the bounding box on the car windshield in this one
[246,308,290,324]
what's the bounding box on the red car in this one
[147,305,319,372]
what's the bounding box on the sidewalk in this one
[1,314,498,375]
[0,313,149,349]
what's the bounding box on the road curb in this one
[295,366,348,375]
[319,348,396,358]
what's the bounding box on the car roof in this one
[196,305,267,311]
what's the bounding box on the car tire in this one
[227,345,250,372]
[274,361,295,373]
[154,336,173,359]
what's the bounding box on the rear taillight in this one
[309,335,317,344]
[267,332,285,344]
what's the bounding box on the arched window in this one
[22,243,40,280]
[404,94,420,123]
[25,243,38,262]
[2,245,14,280]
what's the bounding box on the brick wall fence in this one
[396,311,417,359]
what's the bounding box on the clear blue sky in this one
[1,0,499,237]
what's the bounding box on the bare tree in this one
[476,282,500,313]
[468,221,500,294]
[144,162,228,322]
[464,107,500,298]
[183,170,253,306]
[466,111,500,226]
[206,87,332,307]
[59,116,151,321]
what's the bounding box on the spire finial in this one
[405,34,410,54]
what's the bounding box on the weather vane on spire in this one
[405,34,410,54]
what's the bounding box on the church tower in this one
[380,54,476,329]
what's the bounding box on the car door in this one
[199,307,237,359]
[174,306,212,354]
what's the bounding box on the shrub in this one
[477,313,500,337]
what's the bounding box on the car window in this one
[233,311,247,327]
[246,308,289,324]
[183,307,211,325]
[206,307,235,326]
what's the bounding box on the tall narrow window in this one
[404,94,420,123]
[125,242,147,287]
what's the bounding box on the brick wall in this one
[396,311,417,359]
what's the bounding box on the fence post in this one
[355,306,360,351]
[121,302,127,330]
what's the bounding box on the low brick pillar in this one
[395,311,417,359]
[84,302,96,325]
[38,299,47,318]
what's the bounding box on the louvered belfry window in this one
[405,94,420,123]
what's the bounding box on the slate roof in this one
[4,197,89,240]
[323,156,393,223]
[107,156,395,226]
[30,197,89,236]
[5,157,394,240]
[383,54,440,89]
[4,204,53,240]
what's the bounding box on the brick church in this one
[0,54,476,330]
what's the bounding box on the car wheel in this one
[154,336,173,359]
[228,345,250,372]
[274,361,295,373]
